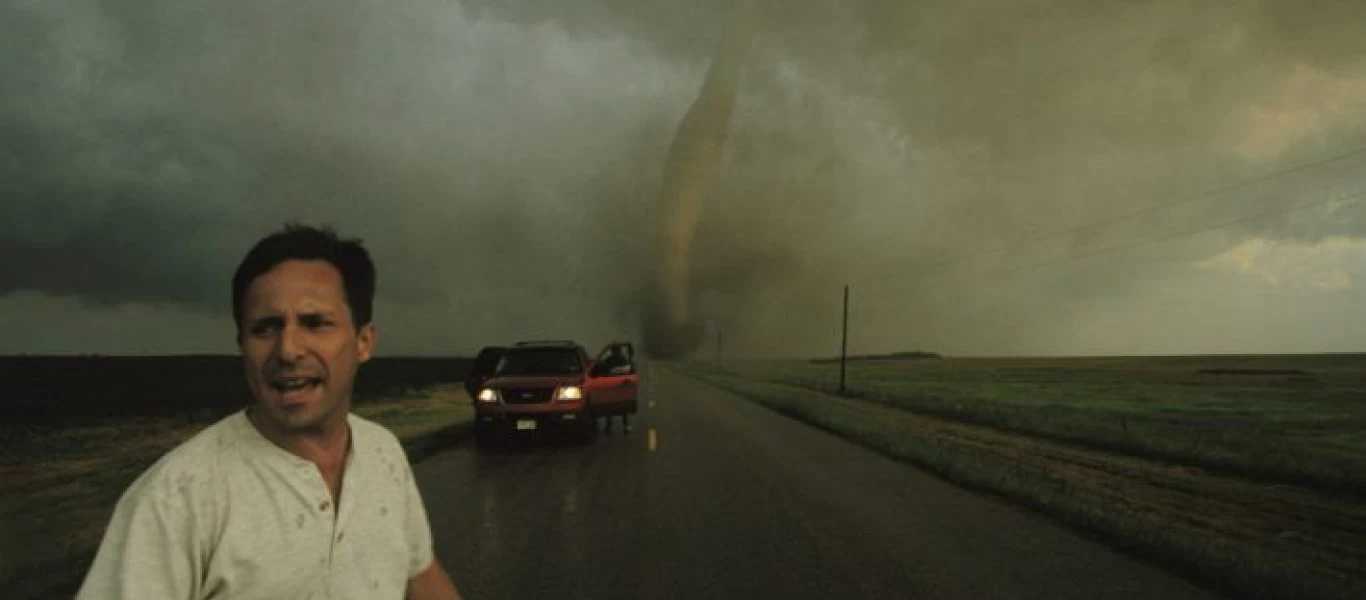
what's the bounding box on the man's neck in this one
[246,406,352,467]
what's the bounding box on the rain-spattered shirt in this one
[76,410,434,600]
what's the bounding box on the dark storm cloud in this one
[3,0,1365,355]
[467,2,1366,238]
[1,197,232,306]
[2,0,663,307]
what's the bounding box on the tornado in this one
[643,5,756,358]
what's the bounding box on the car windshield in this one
[493,348,582,376]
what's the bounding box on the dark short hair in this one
[231,223,376,337]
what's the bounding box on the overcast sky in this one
[3,0,1366,357]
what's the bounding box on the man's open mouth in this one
[271,377,323,394]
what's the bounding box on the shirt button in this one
[319,501,331,512]
[337,532,345,542]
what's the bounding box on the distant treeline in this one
[0,355,473,427]
[809,351,942,364]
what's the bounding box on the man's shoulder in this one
[162,410,246,464]
[347,412,407,455]
[127,412,244,501]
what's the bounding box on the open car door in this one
[585,341,639,416]
[464,346,506,400]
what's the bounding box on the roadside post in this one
[839,284,849,395]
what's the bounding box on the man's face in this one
[239,259,374,433]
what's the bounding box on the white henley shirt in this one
[76,410,435,600]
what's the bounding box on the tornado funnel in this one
[644,6,756,358]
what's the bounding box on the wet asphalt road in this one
[413,365,1222,600]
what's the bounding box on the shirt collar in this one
[234,408,357,469]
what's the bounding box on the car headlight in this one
[555,386,583,401]
[476,388,499,403]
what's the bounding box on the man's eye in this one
[250,324,278,335]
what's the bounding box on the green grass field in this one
[675,355,1366,600]
[0,385,473,599]
[709,354,1366,493]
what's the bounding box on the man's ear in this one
[357,322,376,363]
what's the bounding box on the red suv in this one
[465,340,639,446]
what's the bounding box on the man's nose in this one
[275,323,306,361]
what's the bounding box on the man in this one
[598,345,634,434]
[77,224,461,600]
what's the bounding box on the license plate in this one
[515,419,537,431]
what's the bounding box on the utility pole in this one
[839,284,849,395]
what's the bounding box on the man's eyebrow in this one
[248,315,284,327]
